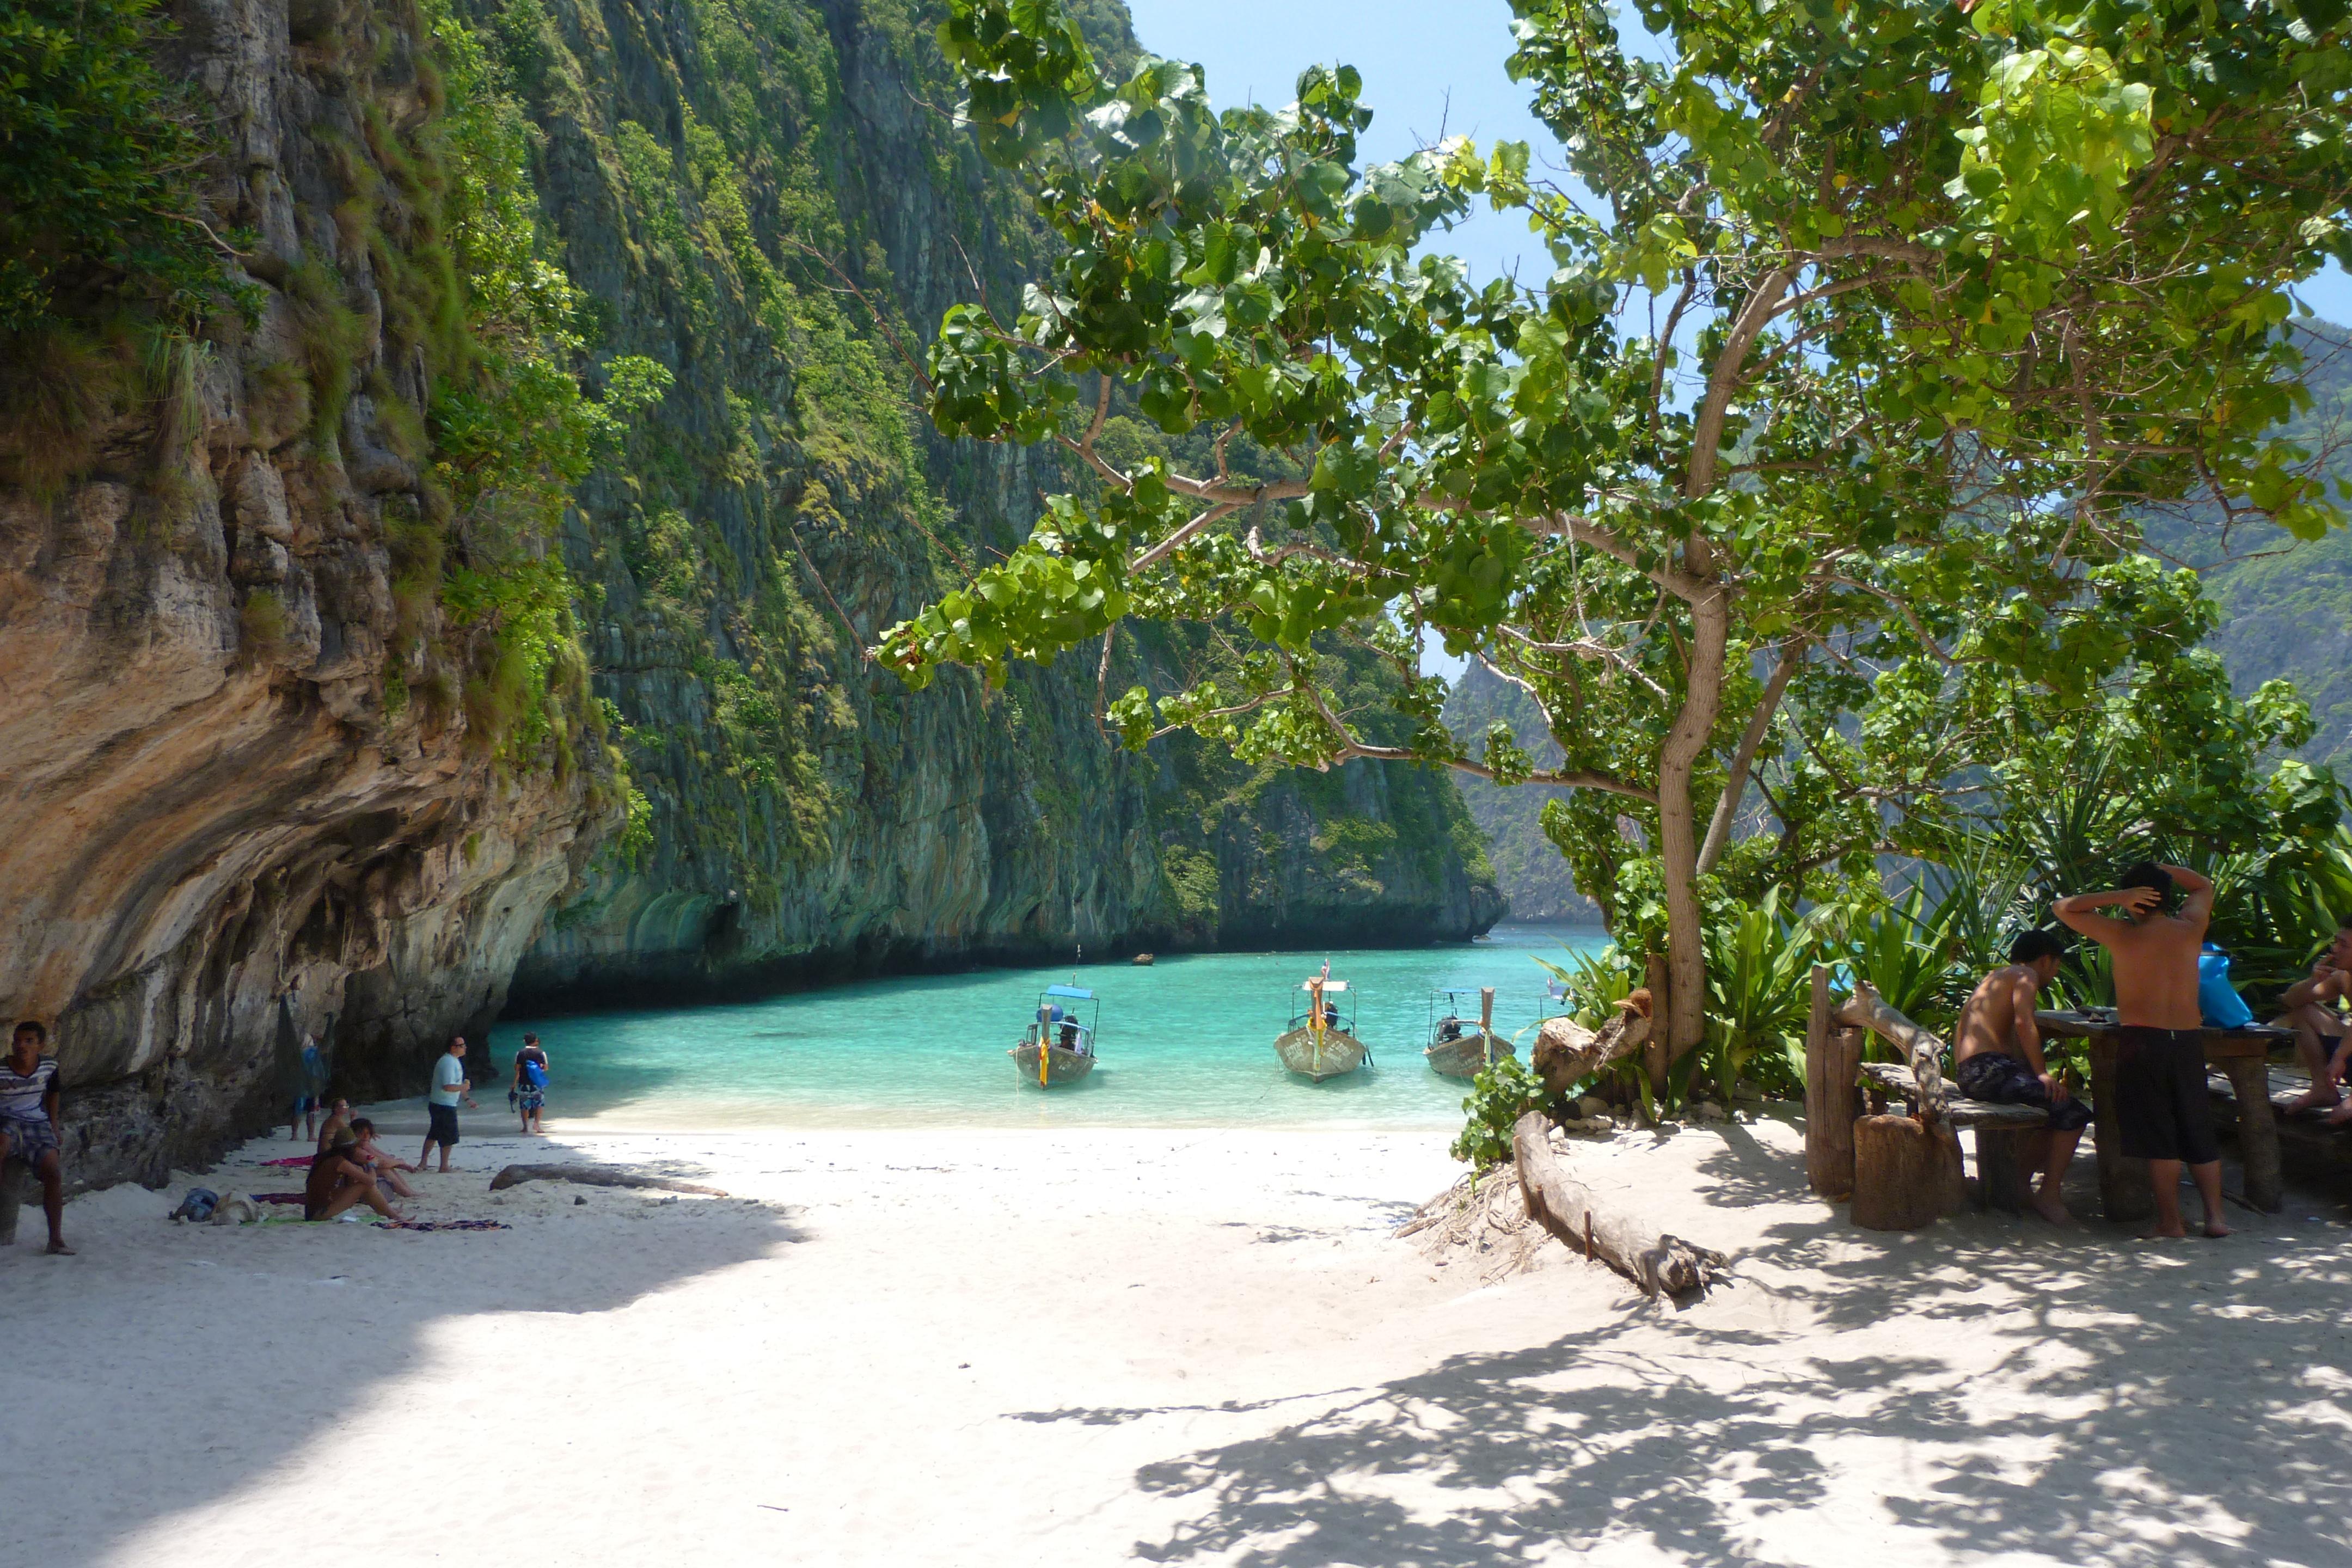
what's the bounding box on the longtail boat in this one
[1424,986,1512,1079]
[1273,972,1367,1081]
[1010,983,1099,1086]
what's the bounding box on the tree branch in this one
[1698,639,1804,874]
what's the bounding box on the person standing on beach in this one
[1,1020,72,1255]
[2053,862,2230,1239]
[1952,930,2093,1224]
[419,1037,477,1174]
[512,1033,550,1136]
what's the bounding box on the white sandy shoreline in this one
[7,1110,2351,1567]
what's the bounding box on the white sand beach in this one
[7,1110,2351,1568]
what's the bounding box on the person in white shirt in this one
[419,1037,478,1174]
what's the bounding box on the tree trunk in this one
[1851,1114,1945,1231]
[1656,585,1729,1057]
[487,1164,730,1197]
[1643,951,1672,1093]
[1513,1111,1729,1298]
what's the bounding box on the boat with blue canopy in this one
[1012,983,1099,1086]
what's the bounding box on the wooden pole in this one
[2223,1054,2283,1212]
[1803,966,1861,1199]
[2087,1032,2153,1222]
[1480,987,1496,1068]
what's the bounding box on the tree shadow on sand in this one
[5,1128,804,1566]
[1088,1136,2352,1567]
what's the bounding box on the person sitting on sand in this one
[1952,930,2094,1223]
[314,1098,352,1154]
[2054,861,2230,1240]
[2273,915,2352,1122]
[1,1020,72,1255]
[512,1034,550,1136]
[346,1118,420,1200]
[304,1132,402,1223]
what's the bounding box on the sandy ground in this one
[5,1105,2352,1568]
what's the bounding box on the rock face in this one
[1442,660,1604,926]
[0,0,611,1186]
[491,0,1499,1004]
[0,0,1497,1185]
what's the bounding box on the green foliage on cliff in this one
[0,0,230,331]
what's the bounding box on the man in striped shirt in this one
[2,1019,70,1254]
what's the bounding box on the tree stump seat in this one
[1861,1060,2049,1215]
[0,1153,35,1246]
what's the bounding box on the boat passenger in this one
[1437,1016,1464,1043]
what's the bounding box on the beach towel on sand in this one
[374,1218,509,1232]
[261,1154,316,1168]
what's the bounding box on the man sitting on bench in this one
[1953,930,2094,1224]
[2274,913,2352,1122]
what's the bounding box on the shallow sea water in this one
[497,923,1606,1130]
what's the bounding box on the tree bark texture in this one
[487,1164,730,1197]
[1656,587,1730,1057]
[1531,1007,1648,1098]
[1513,1112,1729,1297]
[1644,951,1674,1092]
[1851,1114,1947,1231]
[1803,966,1861,1199]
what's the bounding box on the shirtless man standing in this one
[1952,930,2092,1222]
[2273,914,2352,1122]
[2054,861,2229,1239]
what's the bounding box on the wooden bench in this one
[1861,1061,2051,1215]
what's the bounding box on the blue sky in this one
[1117,1,2351,679]
[1121,1,2352,317]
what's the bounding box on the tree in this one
[878,0,2352,1066]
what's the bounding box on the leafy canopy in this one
[880,0,2352,1050]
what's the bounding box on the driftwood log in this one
[1530,1002,1650,1098]
[1802,965,1863,1199]
[488,1163,730,1198]
[1511,1111,1729,1298]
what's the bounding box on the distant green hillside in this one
[2173,320,2352,763]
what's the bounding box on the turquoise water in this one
[498,924,1605,1130]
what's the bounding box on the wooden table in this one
[2037,1010,2290,1218]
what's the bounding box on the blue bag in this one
[523,1056,548,1089]
[2197,946,2254,1029]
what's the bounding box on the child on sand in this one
[2054,862,2230,1240]
[1,1020,72,1254]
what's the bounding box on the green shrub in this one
[1449,1055,1559,1172]
[0,0,230,332]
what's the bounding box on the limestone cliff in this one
[1,0,615,1185]
[0,0,1497,1185]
